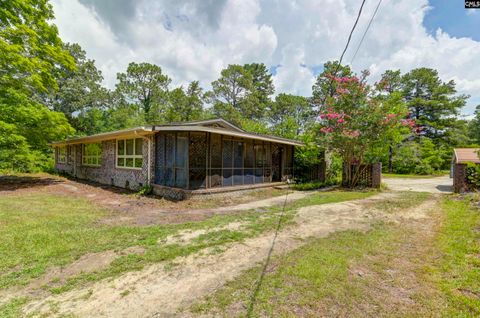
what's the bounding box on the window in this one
[82,143,102,166]
[57,146,67,163]
[117,138,143,169]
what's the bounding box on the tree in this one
[402,68,468,143]
[469,105,480,144]
[40,43,110,134]
[211,64,253,124]
[312,61,353,107]
[318,72,411,187]
[0,0,75,171]
[244,63,274,119]
[115,62,171,123]
[165,81,205,122]
[269,94,313,139]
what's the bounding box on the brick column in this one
[453,164,467,193]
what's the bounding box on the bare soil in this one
[383,175,452,193]
[23,192,438,317]
[0,174,301,225]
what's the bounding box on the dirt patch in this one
[161,222,245,245]
[0,246,146,306]
[22,192,437,318]
[383,175,452,193]
[0,174,307,226]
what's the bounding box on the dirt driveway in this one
[383,175,452,193]
[23,192,437,317]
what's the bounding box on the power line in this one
[335,0,367,71]
[319,0,367,106]
[351,0,383,64]
[247,2,369,316]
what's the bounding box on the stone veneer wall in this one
[453,163,467,193]
[55,136,155,191]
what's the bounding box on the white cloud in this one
[51,0,480,114]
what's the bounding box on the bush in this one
[466,162,480,190]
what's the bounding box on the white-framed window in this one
[116,138,143,169]
[82,143,102,166]
[57,146,67,163]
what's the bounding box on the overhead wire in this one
[351,0,383,64]
[246,1,369,316]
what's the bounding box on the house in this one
[452,148,480,193]
[52,119,304,199]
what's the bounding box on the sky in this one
[51,0,480,115]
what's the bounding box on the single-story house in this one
[452,148,480,193]
[52,118,304,199]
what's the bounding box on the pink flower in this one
[337,118,345,123]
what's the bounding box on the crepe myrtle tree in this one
[319,73,413,187]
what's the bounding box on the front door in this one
[272,146,283,182]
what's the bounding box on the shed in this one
[452,148,480,193]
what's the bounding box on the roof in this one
[453,148,480,164]
[51,118,304,147]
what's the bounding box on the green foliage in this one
[137,184,153,196]
[317,66,409,187]
[115,62,171,123]
[465,162,480,190]
[0,0,75,172]
[270,94,314,139]
[211,63,274,124]
[469,105,480,144]
[164,81,206,122]
[402,68,468,144]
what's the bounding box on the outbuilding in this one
[52,118,304,199]
[452,148,480,193]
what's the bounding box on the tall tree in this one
[165,81,205,122]
[244,63,274,119]
[402,68,468,143]
[115,62,171,123]
[0,0,75,171]
[312,61,353,107]
[269,94,313,139]
[211,64,253,124]
[40,43,110,133]
[469,105,480,145]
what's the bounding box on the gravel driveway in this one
[383,175,452,193]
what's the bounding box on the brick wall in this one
[453,163,467,193]
[54,137,155,191]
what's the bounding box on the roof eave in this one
[51,126,154,146]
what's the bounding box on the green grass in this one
[191,223,406,317]
[0,298,28,318]
[431,196,480,316]
[0,189,376,296]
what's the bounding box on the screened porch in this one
[154,131,294,190]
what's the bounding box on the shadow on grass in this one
[0,175,62,192]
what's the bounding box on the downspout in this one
[135,131,152,185]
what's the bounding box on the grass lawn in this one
[0,188,376,310]
[190,193,480,317]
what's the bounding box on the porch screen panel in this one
[264,142,272,182]
[222,139,233,186]
[175,133,188,188]
[210,133,222,188]
[165,133,175,187]
[233,141,244,186]
[155,133,165,184]
[189,132,207,189]
[244,141,254,185]
[254,142,265,183]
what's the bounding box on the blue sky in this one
[424,0,480,41]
